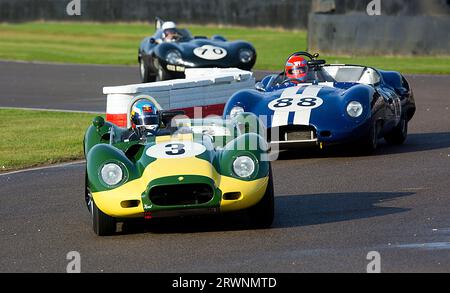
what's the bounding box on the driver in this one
[285,55,309,83]
[161,21,180,42]
[126,100,161,141]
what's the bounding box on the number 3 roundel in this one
[193,45,227,60]
[146,141,206,159]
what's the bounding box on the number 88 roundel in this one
[268,95,324,112]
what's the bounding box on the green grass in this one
[1,21,449,74]
[0,22,307,69]
[0,109,96,171]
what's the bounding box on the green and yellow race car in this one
[84,100,273,236]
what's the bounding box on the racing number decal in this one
[193,45,228,60]
[198,47,223,56]
[272,98,293,108]
[268,95,324,112]
[298,98,319,107]
[272,97,321,109]
[269,86,326,128]
[165,144,186,156]
[146,141,206,159]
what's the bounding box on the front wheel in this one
[358,120,380,154]
[92,200,117,236]
[156,63,171,81]
[139,59,155,83]
[384,116,408,145]
[246,168,274,229]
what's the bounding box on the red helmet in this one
[285,55,308,81]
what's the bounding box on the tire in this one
[358,120,379,154]
[156,63,171,81]
[384,116,408,145]
[247,167,275,229]
[92,200,116,236]
[85,171,92,213]
[139,59,155,83]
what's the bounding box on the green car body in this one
[84,114,274,236]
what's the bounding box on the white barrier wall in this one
[103,68,255,128]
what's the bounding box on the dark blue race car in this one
[223,52,416,153]
[138,18,257,82]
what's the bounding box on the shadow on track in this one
[275,132,450,160]
[120,191,414,235]
[376,132,450,155]
[273,191,414,228]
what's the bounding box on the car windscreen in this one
[273,67,336,84]
[303,69,336,83]
[155,28,193,42]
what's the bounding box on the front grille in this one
[149,184,214,206]
[268,126,317,142]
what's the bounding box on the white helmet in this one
[161,21,180,42]
[161,21,177,31]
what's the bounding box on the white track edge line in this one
[0,161,86,177]
[0,106,104,114]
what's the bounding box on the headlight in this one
[166,50,182,65]
[346,101,363,118]
[100,163,123,186]
[239,49,254,63]
[233,156,256,178]
[230,106,245,119]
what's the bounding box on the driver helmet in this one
[285,55,308,81]
[130,100,160,131]
[161,21,179,42]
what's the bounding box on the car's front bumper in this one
[268,120,372,150]
[91,158,269,218]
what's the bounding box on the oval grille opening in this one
[120,200,140,208]
[149,184,214,206]
[223,192,242,200]
[268,125,317,142]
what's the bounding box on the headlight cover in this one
[346,101,363,118]
[239,49,254,63]
[233,156,256,178]
[166,50,182,65]
[100,163,123,187]
[230,106,245,119]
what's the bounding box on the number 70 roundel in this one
[193,45,227,60]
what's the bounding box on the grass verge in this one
[0,109,96,172]
[1,22,449,74]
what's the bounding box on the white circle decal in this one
[146,141,206,159]
[268,95,324,112]
[193,45,227,60]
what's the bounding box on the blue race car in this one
[223,52,416,152]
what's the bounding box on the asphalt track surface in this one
[1,61,450,273]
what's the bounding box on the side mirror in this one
[92,116,105,129]
[255,82,266,92]
[149,38,156,44]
